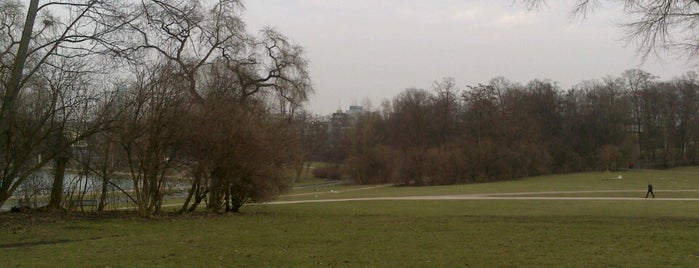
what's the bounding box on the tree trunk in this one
[0,0,39,210]
[230,193,244,213]
[188,190,206,212]
[295,161,305,182]
[2,0,38,118]
[180,178,197,213]
[0,190,8,208]
[305,163,310,179]
[97,176,109,211]
[47,156,68,210]
[207,167,224,212]
[231,204,241,213]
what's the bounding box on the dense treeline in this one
[335,70,699,185]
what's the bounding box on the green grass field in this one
[3,168,699,267]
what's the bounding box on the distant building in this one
[329,109,350,150]
[346,105,364,117]
[331,109,349,126]
[328,105,365,134]
[302,105,366,163]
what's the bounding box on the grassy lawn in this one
[3,168,699,267]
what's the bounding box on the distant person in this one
[645,184,655,198]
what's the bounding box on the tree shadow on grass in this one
[0,239,75,249]
[0,236,104,249]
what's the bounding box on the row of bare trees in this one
[337,71,699,185]
[0,0,311,216]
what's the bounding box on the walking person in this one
[645,183,655,198]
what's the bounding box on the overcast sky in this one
[243,1,693,115]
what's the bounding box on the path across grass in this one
[267,189,699,204]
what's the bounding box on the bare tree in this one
[117,0,311,213]
[618,69,657,161]
[386,88,436,185]
[345,111,383,184]
[0,0,131,208]
[177,92,298,213]
[433,78,460,145]
[114,64,187,216]
[523,0,699,59]
[179,57,309,213]
[42,57,97,210]
[672,72,699,161]
[73,87,131,212]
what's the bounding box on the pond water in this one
[1,172,187,211]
